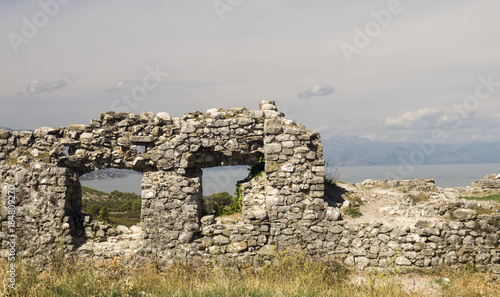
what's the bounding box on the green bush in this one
[344,206,362,218]
[202,192,239,217]
[99,206,110,221]
[89,204,100,217]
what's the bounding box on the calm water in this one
[80,166,250,196]
[81,173,143,195]
[336,163,500,188]
[80,163,500,196]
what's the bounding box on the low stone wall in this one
[192,201,499,271]
[79,187,500,275]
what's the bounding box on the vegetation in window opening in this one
[81,186,141,227]
[201,156,265,217]
[235,156,265,199]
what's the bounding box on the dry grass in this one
[0,254,499,297]
[412,193,429,203]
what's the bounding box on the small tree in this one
[99,206,110,221]
[202,192,235,216]
[89,204,100,218]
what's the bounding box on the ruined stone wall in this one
[0,101,326,264]
[0,101,498,274]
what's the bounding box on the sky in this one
[1,0,500,144]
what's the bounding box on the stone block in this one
[201,215,215,225]
[264,119,282,135]
[395,256,411,266]
[453,208,477,221]
[227,241,248,253]
[265,143,282,154]
[214,235,230,245]
[326,207,341,221]
[130,135,155,143]
[258,245,277,256]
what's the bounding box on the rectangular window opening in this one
[136,145,147,154]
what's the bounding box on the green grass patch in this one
[344,206,362,218]
[472,206,493,215]
[459,193,500,202]
[109,210,141,227]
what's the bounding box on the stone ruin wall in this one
[0,101,499,274]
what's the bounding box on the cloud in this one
[26,75,75,95]
[385,108,444,129]
[104,80,130,92]
[385,106,483,130]
[298,84,335,99]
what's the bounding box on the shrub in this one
[344,206,362,218]
[325,158,341,185]
[413,193,429,203]
[202,192,239,217]
[89,204,100,218]
[99,206,110,221]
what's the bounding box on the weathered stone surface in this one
[395,256,412,266]
[326,207,341,221]
[471,174,500,189]
[0,130,11,139]
[129,136,154,143]
[201,215,215,225]
[227,241,248,253]
[453,208,477,221]
[258,245,277,256]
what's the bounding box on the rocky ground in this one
[339,177,499,228]
[77,174,500,296]
[337,174,500,295]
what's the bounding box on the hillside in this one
[81,186,141,227]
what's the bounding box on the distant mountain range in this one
[322,136,500,166]
[80,169,141,180]
[0,126,34,132]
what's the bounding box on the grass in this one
[108,210,141,227]
[1,254,499,297]
[459,192,500,202]
[413,193,429,203]
[471,205,494,215]
[344,205,362,218]
[325,159,341,186]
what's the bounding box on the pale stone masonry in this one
[0,101,499,274]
